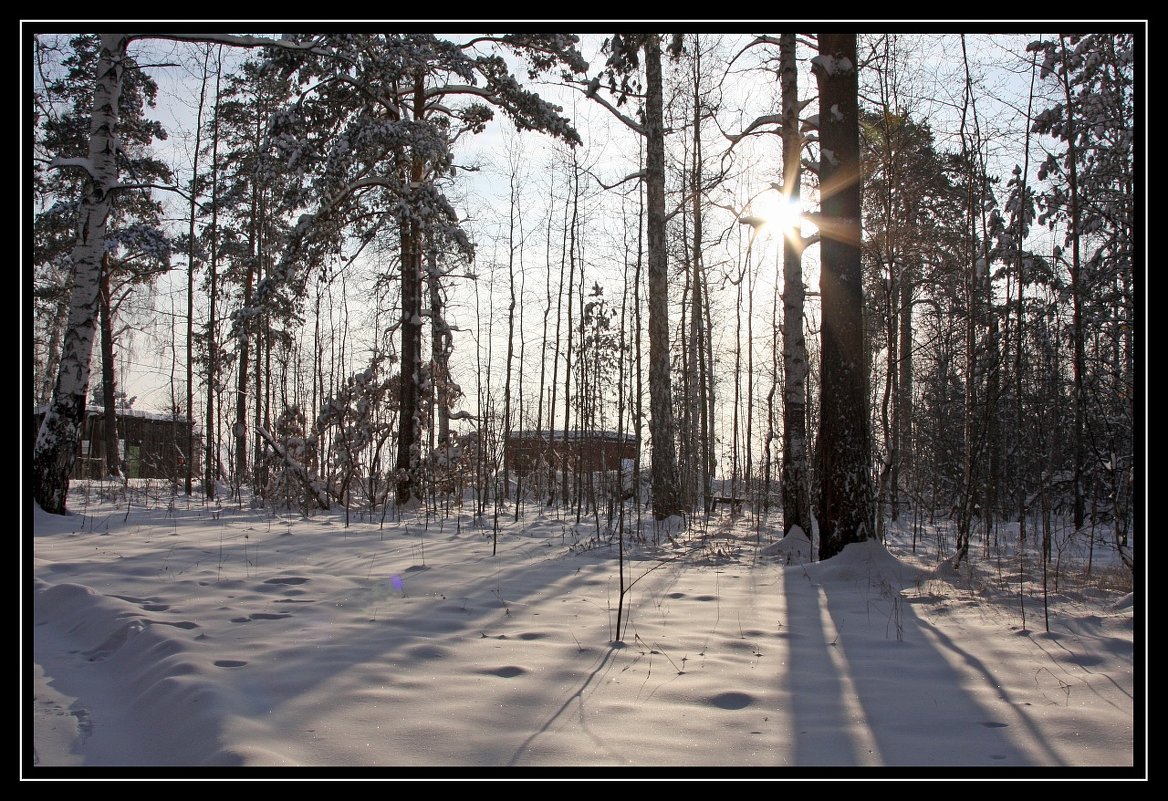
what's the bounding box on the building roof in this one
[508,429,637,445]
[31,404,195,423]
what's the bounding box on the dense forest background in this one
[29,31,1137,575]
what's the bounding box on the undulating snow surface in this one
[27,481,1139,776]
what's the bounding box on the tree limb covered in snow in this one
[133,33,353,63]
[254,424,332,510]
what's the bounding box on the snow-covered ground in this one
[26,480,1140,776]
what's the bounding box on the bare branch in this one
[724,112,784,144]
[132,32,347,63]
[565,79,646,135]
[587,167,645,191]
[728,34,783,68]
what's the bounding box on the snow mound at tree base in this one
[803,538,925,589]
[759,525,813,564]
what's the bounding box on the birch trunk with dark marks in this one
[779,33,812,537]
[34,34,128,514]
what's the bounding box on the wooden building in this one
[505,429,637,476]
[30,406,201,481]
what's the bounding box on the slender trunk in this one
[1059,35,1086,534]
[955,36,979,567]
[234,84,265,495]
[644,36,682,520]
[876,266,896,540]
[780,33,811,536]
[745,255,755,499]
[536,172,555,504]
[731,269,743,500]
[764,276,778,519]
[548,158,569,506]
[502,157,518,501]
[635,170,645,515]
[396,216,423,505]
[514,195,527,520]
[686,44,706,512]
[185,47,209,495]
[205,50,222,498]
[703,264,715,507]
[896,269,913,520]
[562,153,579,506]
[39,296,69,405]
[99,256,120,478]
[432,266,450,445]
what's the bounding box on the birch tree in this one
[33,34,133,512]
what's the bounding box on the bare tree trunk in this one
[644,36,682,520]
[876,267,896,541]
[703,267,715,510]
[548,155,569,506]
[635,164,646,516]
[686,40,709,514]
[813,32,874,560]
[955,36,980,567]
[34,34,128,514]
[745,256,755,501]
[731,268,743,501]
[562,152,579,506]
[779,33,811,536]
[204,49,222,498]
[185,46,210,495]
[1058,35,1087,535]
[39,295,69,406]
[763,277,778,519]
[395,75,427,506]
[502,148,519,502]
[98,255,121,478]
[895,270,913,520]
[233,81,266,497]
[429,250,451,446]
[396,216,424,505]
[536,171,556,506]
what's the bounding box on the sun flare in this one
[749,192,804,238]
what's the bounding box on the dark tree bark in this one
[98,254,121,478]
[644,36,682,520]
[813,33,875,560]
[185,46,210,496]
[1057,34,1087,534]
[395,73,428,506]
[204,52,222,498]
[395,211,425,505]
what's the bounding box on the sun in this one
[746,191,805,240]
